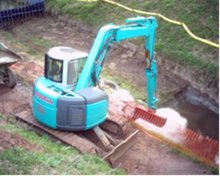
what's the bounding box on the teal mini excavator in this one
[33,16,158,131]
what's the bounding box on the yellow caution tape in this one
[79,0,219,48]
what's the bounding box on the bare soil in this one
[0,85,42,154]
[115,132,212,175]
[0,130,43,153]
[0,16,217,174]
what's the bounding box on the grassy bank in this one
[46,0,219,80]
[0,115,125,175]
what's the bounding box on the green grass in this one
[46,0,219,80]
[47,0,103,26]
[0,148,123,175]
[0,119,125,175]
[1,29,55,58]
[1,31,40,56]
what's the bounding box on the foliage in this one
[0,120,125,175]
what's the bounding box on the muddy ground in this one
[0,16,218,174]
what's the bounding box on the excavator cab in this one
[44,46,88,90]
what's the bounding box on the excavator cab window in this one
[45,55,63,83]
[67,57,87,85]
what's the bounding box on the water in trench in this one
[169,87,219,140]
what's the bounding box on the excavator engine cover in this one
[33,78,108,131]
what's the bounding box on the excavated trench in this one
[169,86,218,140]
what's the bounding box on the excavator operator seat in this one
[46,57,63,82]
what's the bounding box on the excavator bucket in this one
[131,107,167,127]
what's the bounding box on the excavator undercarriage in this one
[14,100,140,165]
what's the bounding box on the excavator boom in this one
[75,16,158,109]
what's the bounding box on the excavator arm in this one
[75,16,158,109]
